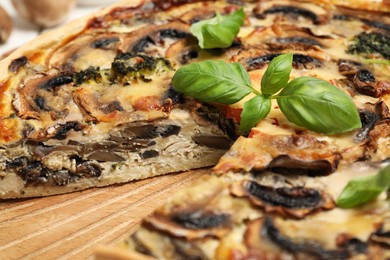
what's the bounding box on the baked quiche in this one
[0,0,388,258]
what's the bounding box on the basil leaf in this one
[190,8,245,49]
[261,53,293,96]
[172,60,255,104]
[337,164,390,208]
[276,77,362,134]
[239,95,271,133]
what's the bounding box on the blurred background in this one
[0,0,118,58]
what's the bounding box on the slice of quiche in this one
[96,163,389,260]
[0,0,235,198]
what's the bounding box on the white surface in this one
[0,0,115,56]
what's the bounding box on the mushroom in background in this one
[11,0,76,28]
[0,6,13,43]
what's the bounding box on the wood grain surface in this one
[0,169,208,259]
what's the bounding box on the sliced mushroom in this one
[13,74,75,120]
[5,156,28,170]
[144,210,232,240]
[244,53,323,71]
[336,233,369,255]
[87,151,125,162]
[162,86,185,105]
[179,6,219,24]
[27,121,84,142]
[39,75,73,91]
[13,160,81,186]
[170,239,209,259]
[244,217,370,259]
[261,217,355,258]
[242,24,331,52]
[91,37,120,49]
[120,21,191,54]
[361,19,390,33]
[337,60,390,98]
[331,6,390,33]
[353,70,390,98]
[86,3,145,29]
[230,180,334,219]
[123,124,158,139]
[214,132,342,176]
[355,110,380,142]
[13,75,47,120]
[75,161,102,178]
[165,38,200,65]
[73,87,171,125]
[33,144,80,159]
[171,211,230,230]
[52,121,84,140]
[192,135,232,150]
[8,56,28,73]
[51,170,78,186]
[111,124,180,142]
[189,100,222,126]
[140,150,159,159]
[363,119,390,161]
[370,220,390,247]
[156,125,181,138]
[178,4,242,24]
[253,0,332,25]
[337,59,363,76]
[48,33,121,71]
[152,0,203,11]
[267,155,337,176]
[143,175,234,240]
[244,217,288,259]
[129,228,208,260]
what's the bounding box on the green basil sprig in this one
[336,164,390,208]
[190,8,245,49]
[172,53,362,134]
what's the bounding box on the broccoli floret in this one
[111,53,173,83]
[74,66,104,85]
[347,32,390,59]
[73,55,174,86]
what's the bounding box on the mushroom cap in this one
[0,6,13,43]
[11,0,76,28]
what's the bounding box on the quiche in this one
[0,0,388,246]
[67,0,390,259]
[0,0,234,198]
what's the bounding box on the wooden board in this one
[0,169,208,259]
